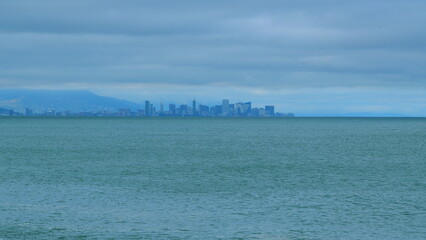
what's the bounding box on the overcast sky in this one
[1,0,425,115]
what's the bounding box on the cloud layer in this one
[1,0,426,115]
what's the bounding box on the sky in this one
[1,0,426,116]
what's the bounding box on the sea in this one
[0,117,425,240]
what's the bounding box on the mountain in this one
[0,89,143,113]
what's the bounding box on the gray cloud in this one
[1,0,426,114]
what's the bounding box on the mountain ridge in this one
[0,89,143,113]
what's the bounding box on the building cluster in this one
[0,107,24,117]
[143,99,293,117]
[0,99,295,117]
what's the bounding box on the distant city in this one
[0,99,294,117]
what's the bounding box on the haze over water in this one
[1,117,425,239]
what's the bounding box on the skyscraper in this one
[211,105,222,116]
[222,99,229,115]
[199,104,209,116]
[145,100,151,116]
[169,104,176,115]
[235,102,244,116]
[192,99,197,115]
[179,104,188,115]
[243,102,252,114]
[265,105,275,116]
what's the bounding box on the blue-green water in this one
[1,117,425,239]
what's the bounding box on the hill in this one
[0,89,143,113]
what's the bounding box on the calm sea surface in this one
[1,117,425,239]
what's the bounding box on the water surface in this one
[1,117,425,239]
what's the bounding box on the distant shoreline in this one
[2,116,425,119]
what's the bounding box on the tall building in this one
[243,102,252,114]
[145,100,151,116]
[265,105,275,116]
[251,107,259,117]
[222,99,229,115]
[199,104,209,116]
[179,104,188,115]
[235,102,244,116]
[211,105,222,116]
[150,104,155,115]
[169,104,176,115]
[229,104,235,115]
[192,99,197,115]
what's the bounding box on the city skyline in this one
[0,97,294,117]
